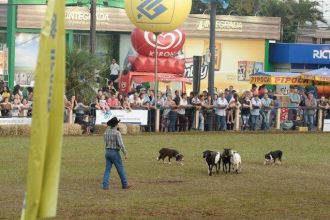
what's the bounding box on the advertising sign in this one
[124,0,192,33]
[183,38,265,92]
[270,43,330,65]
[95,109,148,125]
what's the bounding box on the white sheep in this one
[230,150,242,173]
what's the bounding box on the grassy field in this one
[1,133,330,220]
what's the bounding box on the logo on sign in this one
[144,29,183,50]
[137,0,168,20]
[313,50,330,59]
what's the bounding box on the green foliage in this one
[65,49,101,104]
[192,0,326,42]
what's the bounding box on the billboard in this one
[183,38,265,93]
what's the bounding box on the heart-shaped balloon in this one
[131,28,186,58]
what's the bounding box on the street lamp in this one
[200,0,230,97]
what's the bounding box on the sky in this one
[320,0,330,23]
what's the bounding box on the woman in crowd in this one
[168,94,178,132]
[107,92,120,109]
[227,93,240,130]
[0,97,12,116]
[1,86,11,101]
[241,92,251,131]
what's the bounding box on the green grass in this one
[1,133,330,220]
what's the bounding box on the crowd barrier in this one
[1,106,329,132]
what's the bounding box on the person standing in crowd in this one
[204,94,214,131]
[304,92,317,131]
[251,92,262,131]
[215,92,228,131]
[241,93,252,130]
[186,92,195,131]
[178,93,188,132]
[318,96,329,124]
[1,86,11,100]
[305,81,318,99]
[227,93,240,130]
[191,92,204,131]
[288,86,300,121]
[110,59,120,89]
[74,97,89,124]
[173,90,181,106]
[165,85,172,97]
[260,93,273,130]
[102,117,131,190]
[107,92,120,109]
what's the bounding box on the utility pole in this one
[90,0,96,54]
[208,1,216,97]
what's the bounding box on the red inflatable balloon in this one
[129,55,185,75]
[131,28,186,58]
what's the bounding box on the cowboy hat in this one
[107,117,120,127]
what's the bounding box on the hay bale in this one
[16,125,31,136]
[126,124,141,134]
[63,123,82,136]
[118,123,127,135]
[93,124,107,134]
[0,125,17,136]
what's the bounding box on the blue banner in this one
[200,0,229,9]
[270,43,330,65]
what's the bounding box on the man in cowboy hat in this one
[102,117,131,189]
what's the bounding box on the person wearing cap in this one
[102,117,131,190]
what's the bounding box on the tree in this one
[260,0,326,42]
[66,49,101,104]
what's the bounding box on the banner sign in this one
[95,109,148,125]
[250,76,310,85]
[0,117,32,124]
[270,43,330,65]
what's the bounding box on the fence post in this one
[235,108,240,131]
[275,108,281,130]
[155,108,160,132]
[194,109,199,130]
[69,109,73,124]
[317,109,323,131]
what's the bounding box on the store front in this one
[269,43,330,96]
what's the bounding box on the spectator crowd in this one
[1,79,330,132]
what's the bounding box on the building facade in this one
[0,0,281,93]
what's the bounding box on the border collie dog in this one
[203,150,221,176]
[157,148,184,165]
[264,150,283,165]
[222,148,232,173]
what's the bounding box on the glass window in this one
[73,32,119,66]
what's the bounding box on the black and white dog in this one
[264,150,283,165]
[157,148,184,165]
[203,150,221,176]
[222,148,232,173]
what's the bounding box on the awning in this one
[302,68,330,82]
[250,72,310,85]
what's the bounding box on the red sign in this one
[131,28,186,58]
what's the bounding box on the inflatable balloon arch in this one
[119,28,191,93]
